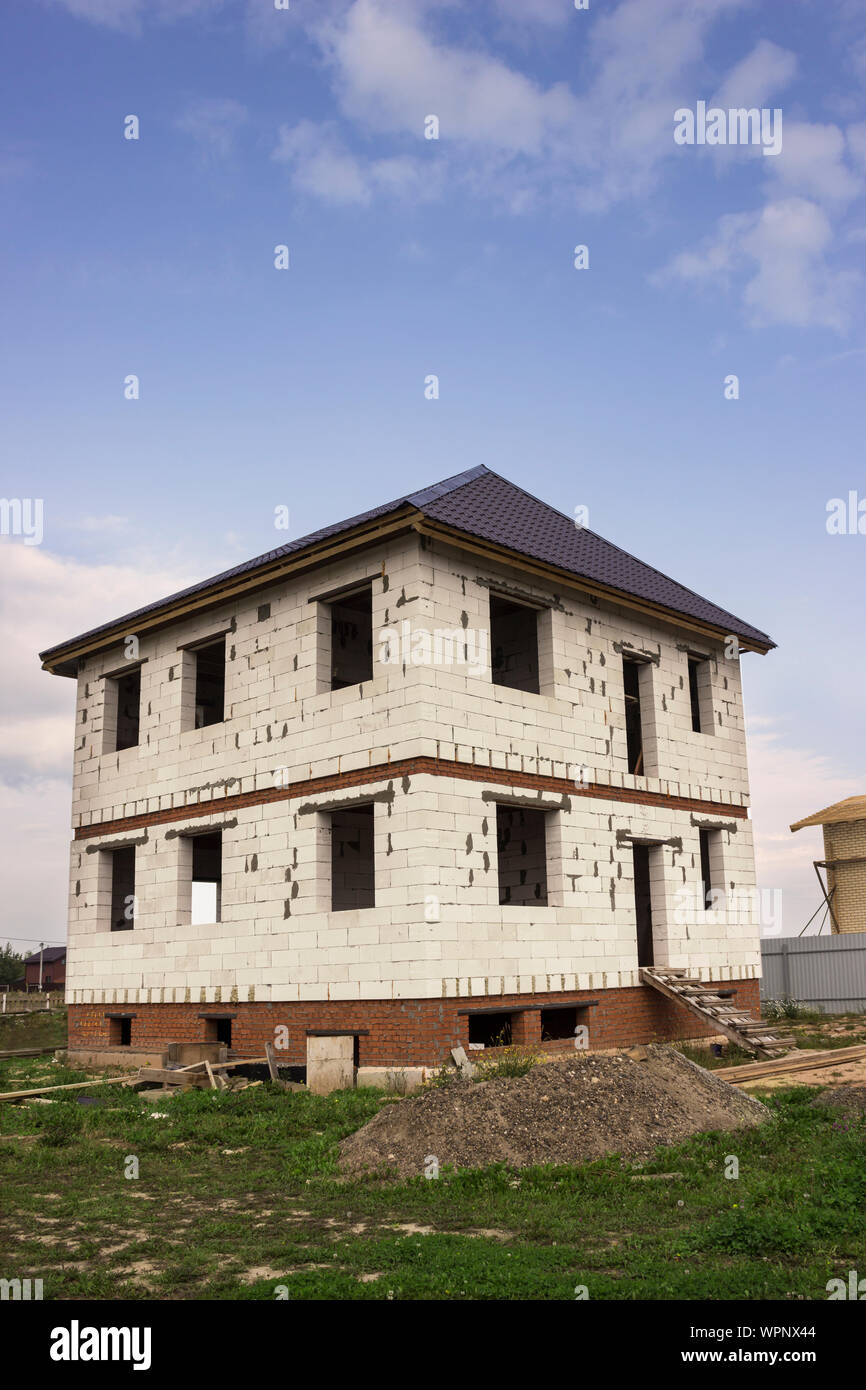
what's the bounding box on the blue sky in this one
[2,0,865,951]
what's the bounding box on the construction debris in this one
[127,1054,288,1096]
[450,1046,476,1078]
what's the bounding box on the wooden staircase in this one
[640,967,796,1059]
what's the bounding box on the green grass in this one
[0,1005,67,1052]
[1,1054,864,1300]
[674,1010,866,1071]
[675,1042,755,1070]
[793,1030,866,1051]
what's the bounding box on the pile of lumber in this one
[133,1060,258,1093]
[0,1044,302,1103]
[134,1043,302,1094]
[717,1043,866,1086]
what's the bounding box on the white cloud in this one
[492,0,574,28]
[0,775,73,951]
[47,0,227,36]
[176,98,249,161]
[0,544,197,779]
[656,197,862,331]
[281,0,760,213]
[847,121,866,171]
[272,119,438,205]
[0,543,203,953]
[318,0,579,157]
[767,121,862,205]
[747,718,859,935]
[711,38,796,110]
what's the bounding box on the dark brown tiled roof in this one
[23,946,66,965]
[40,465,774,662]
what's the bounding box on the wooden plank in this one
[208,1056,269,1072]
[717,1044,866,1084]
[204,1060,219,1091]
[137,1068,211,1088]
[0,1046,58,1060]
[0,1076,130,1103]
[264,1042,279,1083]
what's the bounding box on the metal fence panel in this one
[761,934,866,1013]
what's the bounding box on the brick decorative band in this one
[74,755,748,840]
[68,980,760,1064]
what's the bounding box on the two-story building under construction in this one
[40,466,775,1069]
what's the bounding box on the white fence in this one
[0,992,55,1015]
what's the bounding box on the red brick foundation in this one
[68,979,760,1065]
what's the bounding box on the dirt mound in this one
[339,1046,768,1178]
[810,1086,866,1115]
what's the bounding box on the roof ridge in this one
[407,464,489,507]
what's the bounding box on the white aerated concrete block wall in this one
[66,531,762,1006]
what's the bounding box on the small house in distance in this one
[23,946,67,991]
[39,466,775,1071]
[791,796,866,934]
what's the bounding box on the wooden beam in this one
[0,1076,131,1103]
[137,1067,211,1088]
[0,1046,58,1060]
[717,1044,866,1084]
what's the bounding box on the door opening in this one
[633,843,654,967]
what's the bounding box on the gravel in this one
[339,1045,769,1179]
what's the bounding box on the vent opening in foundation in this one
[204,1017,232,1047]
[108,1017,132,1047]
[468,1011,513,1048]
[540,1005,584,1041]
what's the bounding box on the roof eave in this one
[413,518,775,653]
[39,506,423,676]
[39,495,776,676]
